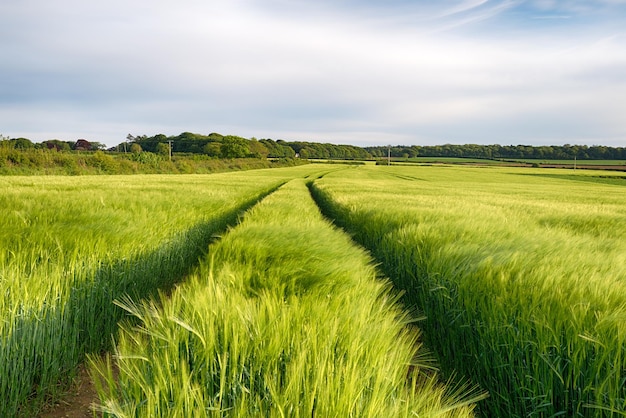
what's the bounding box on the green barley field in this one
[311,165,626,417]
[0,166,323,416]
[90,179,481,417]
[1,164,624,417]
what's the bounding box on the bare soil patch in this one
[38,364,99,418]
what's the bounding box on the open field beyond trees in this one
[1,164,625,417]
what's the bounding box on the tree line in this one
[365,143,626,160]
[0,136,106,152]
[122,134,626,160]
[124,133,371,160]
[2,132,625,161]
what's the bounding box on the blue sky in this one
[1,0,625,147]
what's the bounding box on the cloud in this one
[1,0,625,147]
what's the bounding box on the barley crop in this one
[311,165,626,417]
[91,179,485,417]
[1,167,327,416]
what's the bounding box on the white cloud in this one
[1,0,626,146]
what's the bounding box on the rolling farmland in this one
[0,166,322,416]
[90,179,481,417]
[1,164,624,417]
[311,165,626,417]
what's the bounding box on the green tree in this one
[259,139,296,158]
[248,139,269,158]
[156,142,170,157]
[203,142,222,157]
[220,137,249,158]
[130,143,142,153]
[90,142,107,151]
[10,137,35,149]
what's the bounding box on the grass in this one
[401,157,506,164]
[511,159,626,166]
[90,179,485,417]
[392,157,626,168]
[7,163,623,416]
[310,165,626,417]
[0,166,329,416]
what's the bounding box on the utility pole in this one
[388,145,391,166]
[168,140,173,161]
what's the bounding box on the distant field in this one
[512,158,626,166]
[400,157,626,167]
[306,158,372,165]
[400,157,506,164]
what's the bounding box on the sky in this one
[1,0,626,148]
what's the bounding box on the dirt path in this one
[38,365,99,418]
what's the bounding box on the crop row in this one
[89,179,484,417]
[0,168,323,417]
[310,165,626,417]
